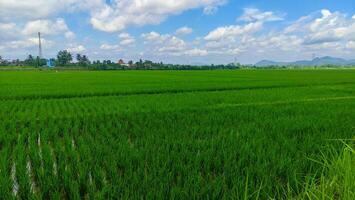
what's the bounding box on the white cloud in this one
[200,8,355,63]
[157,36,187,53]
[120,39,135,46]
[254,34,303,51]
[284,15,312,33]
[22,18,69,36]
[175,26,193,35]
[142,32,167,42]
[1,3,354,64]
[204,22,263,41]
[226,48,243,55]
[230,9,355,62]
[185,48,208,56]
[3,37,54,49]
[0,18,74,54]
[89,0,226,32]
[67,45,86,53]
[0,0,83,20]
[200,8,287,59]
[0,0,54,19]
[346,41,355,49]
[65,31,76,40]
[118,32,135,46]
[0,22,16,32]
[100,44,122,51]
[0,22,18,39]
[238,8,284,22]
[285,9,355,45]
[141,31,210,57]
[309,10,343,32]
[203,6,218,15]
[10,38,40,48]
[0,0,226,30]
[321,9,332,17]
[205,41,226,49]
[118,33,131,39]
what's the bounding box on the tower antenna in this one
[38,32,42,59]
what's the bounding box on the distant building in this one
[47,59,55,68]
[118,59,132,67]
[118,59,125,65]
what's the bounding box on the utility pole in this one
[38,32,42,59]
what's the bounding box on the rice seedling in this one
[0,70,354,198]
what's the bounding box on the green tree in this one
[57,50,72,66]
[76,54,90,66]
[25,55,35,66]
[82,55,90,65]
[35,56,46,67]
[76,54,82,63]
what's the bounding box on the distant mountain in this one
[255,56,355,67]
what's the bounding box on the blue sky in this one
[0,0,354,64]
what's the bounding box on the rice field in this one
[0,70,354,199]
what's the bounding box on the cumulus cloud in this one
[0,0,83,20]
[65,31,76,40]
[185,48,208,56]
[175,26,193,35]
[285,9,355,45]
[204,22,263,41]
[201,8,355,63]
[346,41,355,49]
[203,6,218,15]
[141,31,209,57]
[284,15,313,33]
[0,22,18,39]
[67,45,86,53]
[1,2,354,64]
[0,0,225,34]
[89,0,226,32]
[2,37,54,49]
[0,22,16,32]
[100,44,122,51]
[238,8,284,22]
[157,37,187,53]
[118,33,135,46]
[0,17,75,56]
[142,32,168,42]
[226,48,243,55]
[22,18,69,36]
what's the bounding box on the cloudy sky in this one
[0,0,354,64]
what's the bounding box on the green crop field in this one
[0,70,354,199]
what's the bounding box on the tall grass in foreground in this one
[294,141,354,200]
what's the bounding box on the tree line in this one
[0,50,244,70]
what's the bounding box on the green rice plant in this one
[1,70,355,198]
[0,146,13,199]
[296,141,355,200]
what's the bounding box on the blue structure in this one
[47,59,55,68]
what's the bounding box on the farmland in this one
[0,70,354,199]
